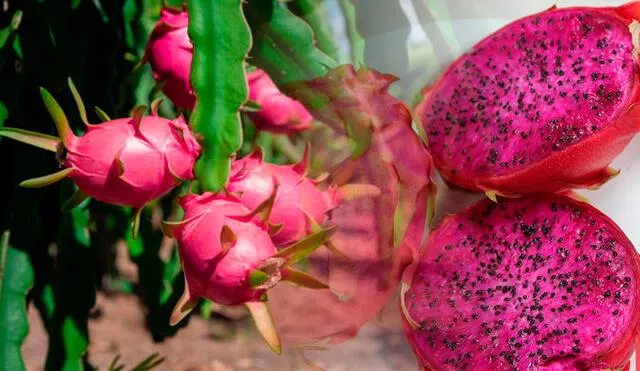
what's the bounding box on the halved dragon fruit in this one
[415,3,640,196]
[402,194,640,370]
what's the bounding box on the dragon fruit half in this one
[0,81,200,236]
[144,8,313,133]
[161,191,335,354]
[415,3,640,196]
[402,194,640,370]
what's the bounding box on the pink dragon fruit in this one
[402,194,640,370]
[246,69,313,133]
[0,81,200,236]
[144,8,313,133]
[162,191,335,354]
[414,3,640,196]
[227,146,378,247]
[143,7,194,110]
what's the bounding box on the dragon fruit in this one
[246,69,313,133]
[162,191,335,353]
[143,7,194,110]
[227,146,378,247]
[0,81,200,236]
[402,194,640,370]
[144,8,313,133]
[414,3,640,196]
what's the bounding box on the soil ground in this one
[22,293,418,371]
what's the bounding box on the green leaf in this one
[0,10,23,50]
[339,0,365,66]
[288,0,341,62]
[40,88,74,147]
[0,127,61,152]
[41,205,96,371]
[248,269,270,288]
[188,0,251,191]
[245,0,337,84]
[19,168,74,188]
[0,231,34,371]
[0,101,7,129]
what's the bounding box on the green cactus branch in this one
[126,202,187,341]
[245,0,337,85]
[0,231,34,371]
[288,0,341,62]
[188,0,251,191]
[339,0,365,66]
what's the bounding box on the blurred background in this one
[0,0,637,370]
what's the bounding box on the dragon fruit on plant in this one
[415,2,640,197]
[227,146,379,247]
[144,7,313,133]
[246,69,313,133]
[162,191,335,354]
[0,81,200,236]
[402,194,640,370]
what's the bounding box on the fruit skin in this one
[401,194,640,370]
[144,8,313,133]
[228,149,339,247]
[170,193,279,306]
[65,114,200,208]
[144,8,194,110]
[415,3,640,195]
[164,191,334,354]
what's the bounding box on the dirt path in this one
[22,293,418,371]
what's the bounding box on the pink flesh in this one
[405,196,638,370]
[423,8,636,177]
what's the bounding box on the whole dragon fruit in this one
[415,3,640,196]
[144,8,313,133]
[162,191,334,354]
[0,81,200,236]
[402,194,640,370]
[227,146,378,247]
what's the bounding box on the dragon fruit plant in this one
[161,190,336,353]
[415,2,640,198]
[402,194,640,370]
[0,80,200,236]
[143,7,313,134]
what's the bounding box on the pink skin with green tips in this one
[0,79,201,237]
[161,189,336,354]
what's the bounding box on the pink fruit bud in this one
[246,69,313,133]
[228,147,340,247]
[64,114,200,209]
[144,8,194,110]
[144,8,313,134]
